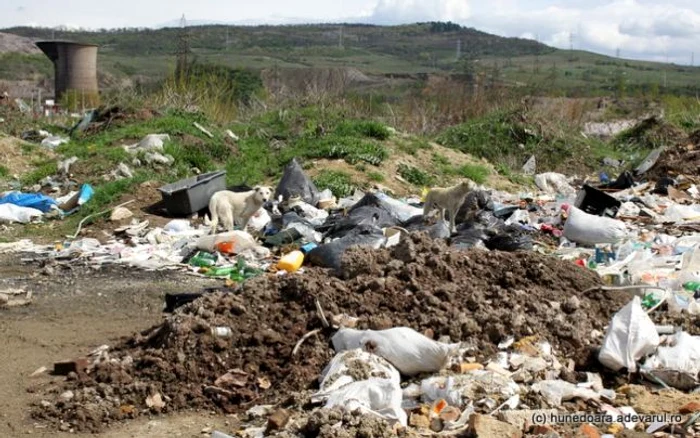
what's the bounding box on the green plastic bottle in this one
[189,252,217,267]
[682,281,700,292]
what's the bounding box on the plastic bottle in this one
[278,250,304,273]
[189,252,217,267]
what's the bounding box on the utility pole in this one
[534,34,540,73]
[692,52,695,67]
[456,39,461,60]
[176,14,191,82]
[338,25,344,49]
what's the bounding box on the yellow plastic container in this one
[278,250,304,273]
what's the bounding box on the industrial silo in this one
[36,41,100,109]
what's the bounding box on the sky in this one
[2,0,700,65]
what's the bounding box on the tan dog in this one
[209,186,272,233]
[423,180,477,233]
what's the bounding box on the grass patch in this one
[456,163,489,184]
[0,165,8,178]
[367,171,385,182]
[398,163,434,186]
[396,137,431,155]
[313,170,356,198]
[21,161,58,185]
[334,120,391,140]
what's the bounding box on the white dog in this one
[209,186,272,233]
[423,180,477,233]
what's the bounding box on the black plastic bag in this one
[653,177,676,195]
[451,227,489,249]
[320,206,399,239]
[455,190,493,223]
[485,226,533,252]
[402,216,451,239]
[275,158,320,206]
[307,225,386,277]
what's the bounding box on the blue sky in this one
[3,0,700,64]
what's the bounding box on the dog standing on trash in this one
[209,186,272,233]
[423,180,477,233]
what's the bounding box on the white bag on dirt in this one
[641,332,700,390]
[563,206,627,245]
[313,349,400,401]
[196,231,259,253]
[332,327,458,376]
[533,380,605,407]
[535,172,576,195]
[322,378,407,426]
[598,296,660,372]
[247,208,271,232]
[0,204,43,224]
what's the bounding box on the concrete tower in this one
[36,41,99,109]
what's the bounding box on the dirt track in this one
[0,255,232,437]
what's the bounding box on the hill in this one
[0,22,699,96]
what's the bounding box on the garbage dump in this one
[7,150,700,437]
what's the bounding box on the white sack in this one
[323,378,407,426]
[313,349,400,402]
[0,204,43,224]
[533,380,604,407]
[196,231,259,253]
[641,332,700,390]
[331,327,458,376]
[247,208,271,232]
[598,296,660,372]
[563,206,627,246]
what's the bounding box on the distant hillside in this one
[1,22,699,96]
[0,32,40,54]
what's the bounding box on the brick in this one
[53,358,88,376]
[579,424,601,438]
[267,408,291,431]
[679,401,700,414]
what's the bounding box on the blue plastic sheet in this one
[0,192,57,213]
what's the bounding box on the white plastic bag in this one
[247,208,271,232]
[535,173,576,195]
[196,231,259,253]
[533,380,605,407]
[598,296,660,372]
[563,206,627,246]
[417,372,520,408]
[331,327,458,376]
[164,220,192,233]
[641,332,700,390]
[322,378,407,426]
[0,204,43,224]
[313,350,400,401]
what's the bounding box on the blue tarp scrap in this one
[62,184,95,216]
[0,192,57,213]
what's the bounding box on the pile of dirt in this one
[648,128,700,177]
[0,32,40,55]
[32,234,635,432]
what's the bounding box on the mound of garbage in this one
[31,235,632,432]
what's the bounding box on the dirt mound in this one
[0,135,54,176]
[32,234,635,432]
[648,129,700,177]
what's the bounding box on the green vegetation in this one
[21,161,57,185]
[0,164,8,178]
[398,164,434,186]
[367,171,385,182]
[456,163,489,184]
[313,170,357,197]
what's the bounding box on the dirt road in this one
[0,255,234,437]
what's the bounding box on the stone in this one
[110,207,133,222]
[59,390,74,401]
[30,366,47,377]
[498,409,557,430]
[430,417,444,433]
[511,369,534,384]
[145,393,165,410]
[460,362,485,373]
[409,413,431,429]
[469,413,523,438]
[562,296,581,314]
[267,408,291,431]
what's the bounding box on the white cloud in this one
[367,0,470,24]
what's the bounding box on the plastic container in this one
[278,250,304,273]
[158,171,226,216]
[574,185,621,218]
